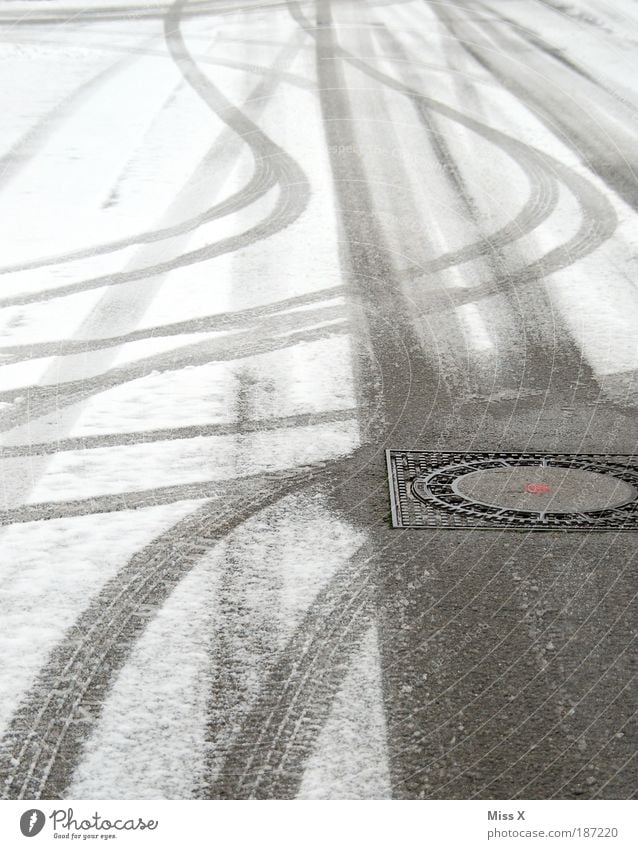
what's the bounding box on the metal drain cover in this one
[386,450,638,530]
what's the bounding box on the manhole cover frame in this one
[386,450,638,531]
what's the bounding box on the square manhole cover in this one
[386,450,638,530]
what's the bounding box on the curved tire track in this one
[207,543,376,799]
[0,35,308,277]
[0,0,310,310]
[0,462,335,800]
[0,314,347,434]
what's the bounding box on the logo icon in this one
[20,810,45,838]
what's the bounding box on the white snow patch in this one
[298,624,392,799]
[0,500,201,737]
[0,331,237,393]
[0,54,182,265]
[42,335,357,438]
[69,492,365,798]
[455,303,494,352]
[21,420,358,505]
[0,288,105,347]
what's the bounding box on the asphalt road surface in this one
[0,0,636,800]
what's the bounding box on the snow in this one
[0,51,185,265]
[19,419,358,506]
[0,3,370,801]
[2,0,637,803]
[0,289,107,346]
[298,624,393,800]
[0,500,201,737]
[68,492,365,799]
[0,334,355,441]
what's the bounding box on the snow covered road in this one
[0,0,636,799]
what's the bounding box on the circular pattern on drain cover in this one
[452,466,636,514]
[409,456,638,525]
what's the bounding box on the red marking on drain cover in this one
[525,483,551,494]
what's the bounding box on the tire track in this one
[0,408,357,458]
[0,0,333,801]
[0,286,343,364]
[292,0,434,440]
[0,113,307,311]
[432,1,638,212]
[281,0,617,427]
[0,316,347,433]
[0,299,343,365]
[0,460,348,527]
[0,0,311,309]
[225,0,622,800]
[208,544,376,798]
[312,3,617,330]
[0,0,315,516]
[0,460,336,800]
[194,0,440,797]
[0,1,286,27]
[373,21,560,273]
[0,33,160,191]
[374,18,603,413]
[288,0,616,294]
[145,4,620,798]
[0,33,307,277]
[483,0,638,117]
